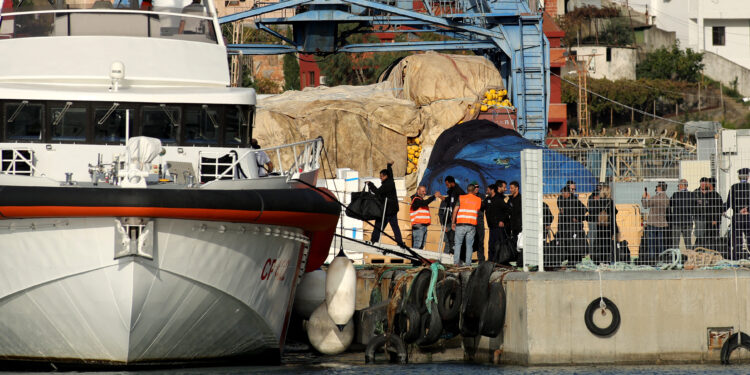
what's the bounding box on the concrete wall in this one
[702,19,750,70]
[703,52,750,97]
[497,270,750,365]
[571,46,637,80]
[637,26,676,53]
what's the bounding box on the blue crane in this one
[219,0,550,143]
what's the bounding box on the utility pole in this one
[568,53,598,137]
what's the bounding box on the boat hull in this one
[0,217,309,365]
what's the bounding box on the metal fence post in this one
[521,148,544,271]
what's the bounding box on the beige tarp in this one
[254,52,503,184]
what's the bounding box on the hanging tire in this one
[481,280,506,337]
[417,302,443,347]
[460,261,494,337]
[721,332,750,365]
[436,277,462,322]
[584,297,621,338]
[365,334,408,364]
[395,302,422,344]
[409,269,433,313]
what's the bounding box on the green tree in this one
[283,53,301,90]
[636,44,704,82]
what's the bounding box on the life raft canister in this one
[456,194,481,225]
[409,196,431,226]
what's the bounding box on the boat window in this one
[224,105,248,146]
[141,105,179,144]
[50,104,87,142]
[94,106,133,144]
[184,105,219,144]
[4,102,43,141]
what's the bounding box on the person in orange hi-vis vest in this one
[410,186,441,249]
[452,184,482,265]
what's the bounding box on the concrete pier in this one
[498,270,750,365]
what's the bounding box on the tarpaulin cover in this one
[418,120,597,194]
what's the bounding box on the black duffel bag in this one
[345,190,384,221]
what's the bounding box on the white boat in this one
[0,0,339,366]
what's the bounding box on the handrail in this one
[200,137,323,186]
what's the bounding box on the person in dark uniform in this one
[507,181,522,263]
[367,161,404,247]
[669,179,694,249]
[471,182,486,262]
[588,185,617,263]
[438,176,465,254]
[485,183,510,262]
[557,183,588,264]
[727,168,750,260]
[694,177,724,250]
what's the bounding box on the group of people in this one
[641,168,750,261]
[410,176,522,266]
[365,161,525,266]
[548,168,750,265]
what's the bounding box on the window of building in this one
[4,102,43,141]
[606,47,612,62]
[712,26,725,46]
[308,71,315,87]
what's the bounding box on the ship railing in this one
[207,137,323,182]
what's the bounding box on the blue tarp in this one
[418,120,597,194]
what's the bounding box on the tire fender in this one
[396,302,422,344]
[365,334,408,364]
[436,277,462,322]
[584,297,621,338]
[417,301,443,347]
[481,280,506,337]
[460,261,494,337]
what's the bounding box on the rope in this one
[553,72,687,126]
[597,268,607,313]
[735,268,742,346]
[425,262,445,314]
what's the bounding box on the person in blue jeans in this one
[452,184,482,265]
[409,185,441,249]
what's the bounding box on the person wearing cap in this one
[642,182,669,262]
[726,168,750,260]
[669,179,694,250]
[557,183,588,263]
[452,184,482,265]
[409,186,439,249]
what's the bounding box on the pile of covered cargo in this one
[253,52,504,190]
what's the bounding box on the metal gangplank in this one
[219,0,550,143]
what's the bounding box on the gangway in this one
[219,0,550,143]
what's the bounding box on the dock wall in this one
[499,270,750,365]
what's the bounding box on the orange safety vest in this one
[456,194,481,225]
[409,196,431,226]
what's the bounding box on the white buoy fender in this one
[325,254,357,325]
[307,303,354,355]
[294,269,327,319]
